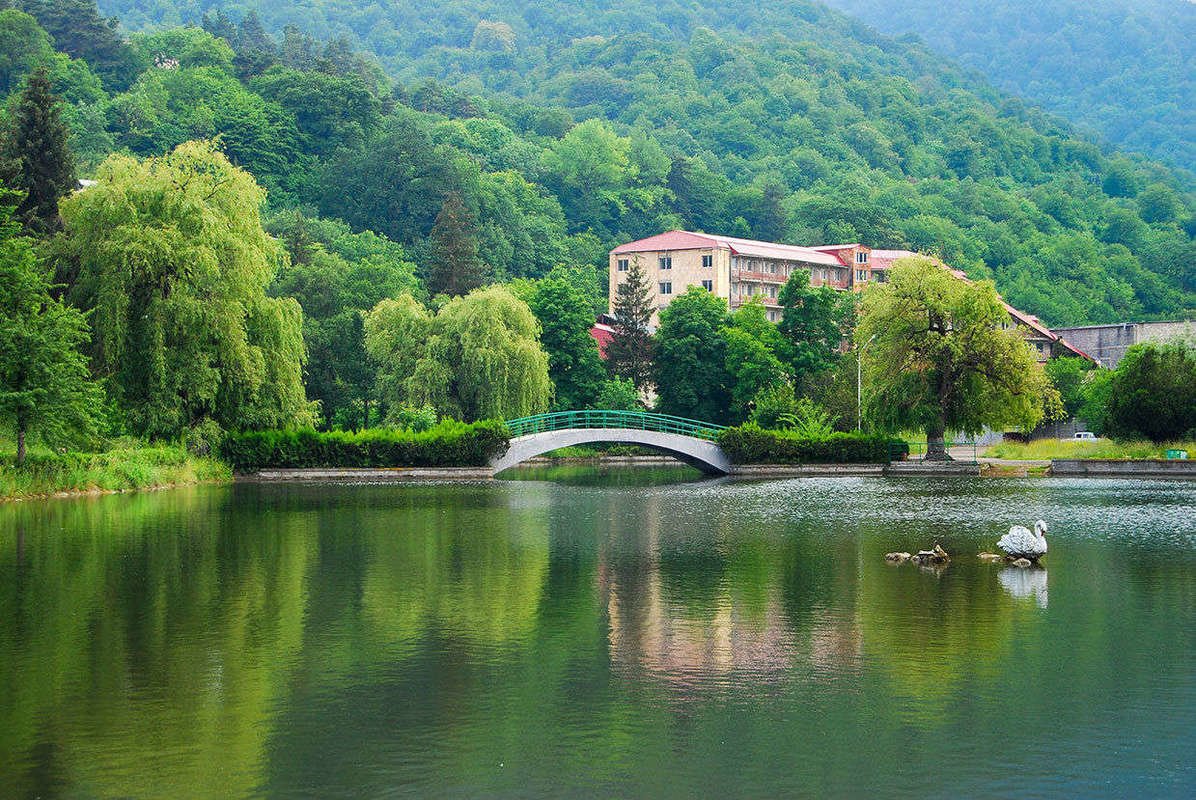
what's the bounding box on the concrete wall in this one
[1054,320,1194,368]
[1051,459,1195,478]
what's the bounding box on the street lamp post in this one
[857,333,877,432]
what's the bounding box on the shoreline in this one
[7,455,1193,502]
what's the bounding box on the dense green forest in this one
[69,0,1195,327]
[1,0,1195,458]
[822,0,1196,175]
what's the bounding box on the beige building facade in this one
[610,231,872,325]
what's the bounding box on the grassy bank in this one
[1,444,231,500]
[983,439,1195,460]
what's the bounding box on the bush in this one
[749,383,798,429]
[221,419,511,471]
[717,423,898,464]
[184,418,224,457]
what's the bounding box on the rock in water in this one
[885,552,912,563]
[911,544,950,565]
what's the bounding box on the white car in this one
[1071,431,1098,441]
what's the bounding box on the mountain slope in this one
[821,0,1196,174]
[72,1,1196,325]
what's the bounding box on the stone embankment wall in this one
[1051,459,1195,478]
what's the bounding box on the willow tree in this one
[857,257,1051,460]
[365,286,550,422]
[54,141,309,438]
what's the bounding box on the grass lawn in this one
[982,438,1194,461]
[1,440,231,500]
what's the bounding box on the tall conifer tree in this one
[5,68,75,235]
[427,192,487,297]
[606,256,654,389]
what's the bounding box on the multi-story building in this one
[607,232,1095,364]
[609,231,872,324]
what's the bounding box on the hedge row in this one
[716,424,902,464]
[221,420,511,471]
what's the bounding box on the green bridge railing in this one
[505,410,726,442]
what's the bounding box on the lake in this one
[2,473,1194,798]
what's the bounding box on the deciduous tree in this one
[525,277,606,410]
[0,205,98,463]
[1105,339,1196,442]
[857,257,1050,459]
[653,286,731,422]
[365,286,550,421]
[54,141,309,438]
[777,270,850,385]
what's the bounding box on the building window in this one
[768,311,779,322]
[856,269,867,281]
[659,281,672,295]
[617,258,629,272]
[702,254,713,268]
[701,280,713,291]
[659,256,672,270]
[855,251,868,263]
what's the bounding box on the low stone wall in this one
[1050,459,1196,479]
[885,462,981,477]
[730,464,885,478]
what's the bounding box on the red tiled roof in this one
[590,322,614,359]
[612,230,842,266]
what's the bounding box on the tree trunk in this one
[16,427,26,467]
[925,421,953,462]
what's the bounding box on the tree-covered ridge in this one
[73,0,1196,328]
[821,0,1196,174]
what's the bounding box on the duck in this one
[997,520,1048,561]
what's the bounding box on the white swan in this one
[997,520,1048,560]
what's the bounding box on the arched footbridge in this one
[492,410,732,475]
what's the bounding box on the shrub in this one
[221,419,511,471]
[750,383,798,429]
[184,418,225,457]
[717,423,898,464]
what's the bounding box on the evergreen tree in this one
[201,9,238,45]
[0,204,99,464]
[606,256,654,390]
[427,192,486,297]
[233,10,277,77]
[4,68,75,235]
[16,0,137,90]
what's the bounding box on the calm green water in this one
[2,473,1194,798]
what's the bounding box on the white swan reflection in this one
[997,566,1049,609]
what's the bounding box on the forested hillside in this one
[821,0,1196,175]
[7,0,1196,330]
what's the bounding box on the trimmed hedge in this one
[222,420,511,471]
[717,424,901,464]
